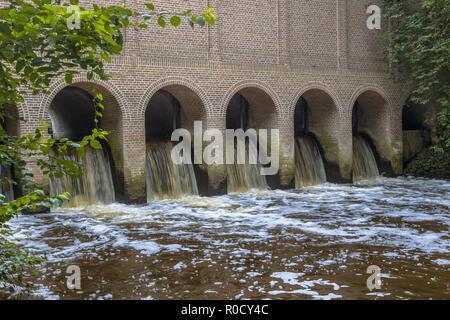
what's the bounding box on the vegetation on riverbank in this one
[381,0,449,179]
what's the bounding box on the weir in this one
[146,141,198,201]
[145,89,200,201]
[294,136,327,188]
[226,93,269,193]
[50,146,115,207]
[294,96,327,188]
[352,134,380,181]
[226,139,268,193]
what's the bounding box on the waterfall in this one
[50,146,115,207]
[226,139,268,193]
[146,141,198,201]
[352,134,380,181]
[295,136,327,188]
[0,165,14,203]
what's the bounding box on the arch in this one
[1,104,23,137]
[289,82,341,117]
[350,85,394,176]
[14,103,27,122]
[292,85,342,182]
[221,80,282,118]
[402,98,429,131]
[42,76,128,200]
[348,84,392,118]
[142,78,211,199]
[138,77,212,120]
[38,75,130,121]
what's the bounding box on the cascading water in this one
[352,134,379,181]
[294,136,327,188]
[226,139,268,193]
[50,146,115,207]
[0,165,14,202]
[146,141,198,201]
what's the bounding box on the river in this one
[5,177,450,300]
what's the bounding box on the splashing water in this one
[295,136,327,188]
[146,141,198,201]
[5,177,450,300]
[50,146,115,207]
[353,135,380,182]
[227,139,268,193]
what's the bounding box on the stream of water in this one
[146,141,199,201]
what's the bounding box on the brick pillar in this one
[336,110,353,181]
[122,116,146,203]
[203,111,227,194]
[21,92,52,190]
[277,110,295,187]
[22,117,50,189]
[312,108,353,183]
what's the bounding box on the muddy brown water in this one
[3,177,450,300]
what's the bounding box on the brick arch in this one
[38,75,129,120]
[349,84,398,175]
[289,82,340,117]
[348,84,392,118]
[14,103,28,121]
[221,80,282,118]
[137,77,212,119]
[2,104,24,137]
[290,83,344,182]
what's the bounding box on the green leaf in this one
[158,16,166,28]
[89,139,102,149]
[65,73,73,84]
[100,52,111,63]
[170,15,181,27]
[15,60,26,73]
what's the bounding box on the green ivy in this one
[381,0,450,176]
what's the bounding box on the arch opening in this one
[49,87,96,141]
[144,85,206,201]
[48,84,124,206]
[294,89,341,183]
[225,87,277,192]
[402,100,428,131]
[351,90,390,181]
[402,99,432,164]
[293,91,330,188]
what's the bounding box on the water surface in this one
[6,177,450,300]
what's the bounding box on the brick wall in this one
[8,0,408,201]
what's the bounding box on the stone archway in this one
[350,88,392,176]
[144,84,208,198]
[293,88,340,184]
[47,81,126,201]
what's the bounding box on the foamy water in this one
[3,177,450,299]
